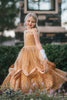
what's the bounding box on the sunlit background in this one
[61,0,67,29]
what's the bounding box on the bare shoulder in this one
[32,28,38,35]
[32,29,39,39]
[33,28,38,32]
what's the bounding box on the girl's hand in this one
[9,68,14,73]
[8,64,14,73]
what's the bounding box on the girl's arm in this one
[33,28,48,60]
[33,28,56,69]
[34,29,42,50]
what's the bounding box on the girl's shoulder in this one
[32,28,38,32]
[24,28,38,33]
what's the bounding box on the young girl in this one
[1,13,67,93]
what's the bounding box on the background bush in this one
[0,36,14,43]
[0,44,67,84]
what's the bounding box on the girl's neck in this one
[26,27,36,30]
[26,27,32,30]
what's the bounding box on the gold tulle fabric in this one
[1,29,67,92]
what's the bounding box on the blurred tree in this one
[0,0,19,34]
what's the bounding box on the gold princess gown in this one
[1,29,67,92]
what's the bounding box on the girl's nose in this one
[29,21,32,24]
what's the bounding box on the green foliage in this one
[43,44,67,71]
[0,44,67,84]
[0,35,14,43]
[0,0,19,32]
[0,86,67,100]
[0,45,23,84]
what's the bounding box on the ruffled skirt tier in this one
[1,46,67,92]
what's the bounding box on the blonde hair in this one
[24,13,38,30]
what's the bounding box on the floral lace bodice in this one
[24,29,36,47]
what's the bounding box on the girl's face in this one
[26,16,36,29]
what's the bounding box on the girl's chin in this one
[27,27,33,29]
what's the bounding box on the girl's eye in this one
[28,20,30,22]
[32,21,35,23]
